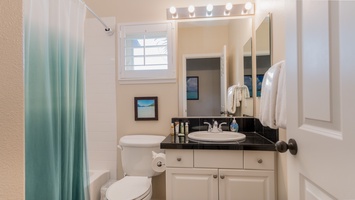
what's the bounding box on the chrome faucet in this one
[204,121,227,133]
[212,120,219,132]
[211,120,223,133]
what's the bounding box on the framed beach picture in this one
[243,74,264,97]
[186,76,199,100]
[134,97,158,121]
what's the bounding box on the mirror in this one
[178,17,253,117]
[243,38,253,116]
[242,14,272,117]
[256,14,272,96]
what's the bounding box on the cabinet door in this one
[166,168,218,200]
[219,169,275,200]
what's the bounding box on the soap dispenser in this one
[230,118,239,132]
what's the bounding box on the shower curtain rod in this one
[85,4,114,35]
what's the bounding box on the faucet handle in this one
[203,122,212,131]
[218,122,227,131]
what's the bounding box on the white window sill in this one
[118,77,176,85]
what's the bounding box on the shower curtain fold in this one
[24,0,89,200]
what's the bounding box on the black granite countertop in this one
[160,132,276,151]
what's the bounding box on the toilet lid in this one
[106,176,151,200]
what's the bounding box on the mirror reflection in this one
[256,14,272,96]
[243,38,252,116]
[178,17,253,117]
[243,14,272,117]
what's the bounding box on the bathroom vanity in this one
[160,117,277,200]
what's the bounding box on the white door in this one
[220,45,227,115]
[286,0,355,199]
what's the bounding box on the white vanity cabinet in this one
[165,149,276,200]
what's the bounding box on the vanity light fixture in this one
[169,6,178,18]
[188,5,195,18]
[206,4,214,16]
[166,3,254,20]
[224,3,233,16]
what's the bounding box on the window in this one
[118,22,176,83]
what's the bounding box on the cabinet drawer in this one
[194,150,243,168]
[166,150,193,168]
[244,151,275,170]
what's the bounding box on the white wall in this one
[85,17,117,179]
[0,1,24,199]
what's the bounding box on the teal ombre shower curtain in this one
[24,0,89,200]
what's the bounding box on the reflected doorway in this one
[186,57,221,116]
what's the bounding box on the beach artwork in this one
[134,97,158,120]
[186,76,199,100]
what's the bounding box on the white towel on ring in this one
[259,60,284,129]
[276,61,286,128]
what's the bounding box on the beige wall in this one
[0,1,24,200]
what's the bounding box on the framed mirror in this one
[178,17,253,117]
[256,14,272,94]
[254,13,272,116]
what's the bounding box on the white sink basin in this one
[188,131,246,142]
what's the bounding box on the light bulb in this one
[225,3,233,11]
[169,6,177,14]
[244,2,253,10]
[188,5,195,13]
[206,4,214,12]
[188,5,195,18]
[224,3,233,16]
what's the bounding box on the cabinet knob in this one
[257,159,263,164]
[177,157,182,162]
[220,175,225,179]
[213,175,218,179]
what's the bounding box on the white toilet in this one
[106,135,165,200]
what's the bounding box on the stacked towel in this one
[227,84,251,114]
[227,85,238,114]
[259,60,286,129]
[241,85,250,109]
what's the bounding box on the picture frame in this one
[186,76,199,100]
[243,74,264,97]
[134,96,158,121]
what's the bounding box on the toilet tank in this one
[119,135,165,177]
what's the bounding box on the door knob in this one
[275,138,298,155]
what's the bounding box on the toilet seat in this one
[106,176,152,200]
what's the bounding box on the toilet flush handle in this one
[117,145,123,151]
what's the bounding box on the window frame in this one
[118,22,176,84]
